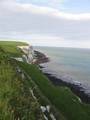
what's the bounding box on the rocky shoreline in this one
[43,72,90,104]
[34,50,49,64]
[36,51,90,104]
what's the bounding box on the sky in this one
[0,0,90,48]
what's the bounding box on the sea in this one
[34,46,90,95]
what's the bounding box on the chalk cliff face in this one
[18,45,49,64]
[27,46,34,63]
[18,45,34,63]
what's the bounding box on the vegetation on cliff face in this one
[0,41,43,120]
[18,61,90,120]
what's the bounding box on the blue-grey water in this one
[34,46,90,95]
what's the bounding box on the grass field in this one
[0,41,43,120]
[18,62,90,120]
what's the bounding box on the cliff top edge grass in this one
[0,41,28,45]
[0,41,28,57]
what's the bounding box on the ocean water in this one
[34,46,90,95]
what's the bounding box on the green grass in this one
[18,62,90,120]
[0,41,43,120]
[0,41,28,57]
[0,61,43,119]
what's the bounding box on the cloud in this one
[18,3,90,20]
[0,0,90,48]
[0,0,90,20]
[15,4,90,21]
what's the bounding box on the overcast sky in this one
[0,0,90,48]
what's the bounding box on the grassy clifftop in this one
[0,41,43,120]
[0,41,28,57]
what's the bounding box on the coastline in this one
[43,72,90,104]
[35,50,90,104]
[34,50,49,64]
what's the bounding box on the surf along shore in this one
[37,50,90,104]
